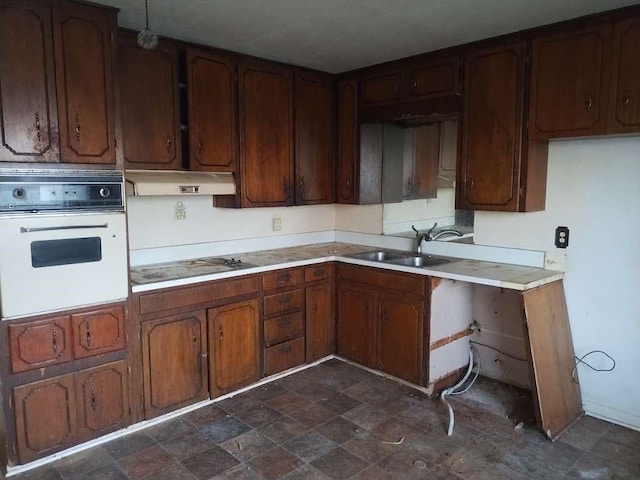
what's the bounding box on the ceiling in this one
[97,0,638,73]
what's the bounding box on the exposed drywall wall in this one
[474,136,640,429]
[127,196,335,250]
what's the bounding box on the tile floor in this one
[8,359,639,480]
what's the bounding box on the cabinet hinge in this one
[127,365,132,375]
[8,396,12,408]
[519,186,524,198]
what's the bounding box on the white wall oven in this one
[0,170,128,319]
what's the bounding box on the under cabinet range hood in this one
[125,170,236,197]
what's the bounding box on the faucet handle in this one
[411,225,421,237]
[427,222,438,237]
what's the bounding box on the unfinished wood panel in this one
[521,281,582,440]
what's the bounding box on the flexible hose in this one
[440,346,479,436]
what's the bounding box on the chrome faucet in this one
[412,223,463,252]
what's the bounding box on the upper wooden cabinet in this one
[359,56,460,108]
[458,42,548,212]
[336,78,358,204]
[187,49,238,171]
[238,61,294,207]
[0,0,116,165]
[52,0,117,164]
[0,0,59,163]
[610,15,640,133]
[294,71,335,204]
[119,36,182,170]
[529,23,612,139]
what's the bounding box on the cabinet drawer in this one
[304,264,333,283]
[9,316,73,373]
[263,289,304,316]
[71,306,125,359]
[262,269,303,291]
[264,337,305,376]
[264,312,304,347]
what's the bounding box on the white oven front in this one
[0,212,128,319]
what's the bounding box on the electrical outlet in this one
[555,226,569,248]
[174,201,186,220]
[272,217,282,231]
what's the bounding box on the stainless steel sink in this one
[348,250,407,262]
[385,255,450,268]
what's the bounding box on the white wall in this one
[127,196,335,250]
[474,136,640,430]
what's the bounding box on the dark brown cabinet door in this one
[9,316,73,373]
[610,16,640,133]
[294,71,335,204]
[336,79,358,204]
[13,374,77,463]
[52,0,116,164]
[360,70,402,106]
[239,61,293,207]
[119,38,181,169]
[71,305,125,359]
[306,282,335,362]
[407,58,460,100]
[377,293,424,384]
[0,0,59,163]
[141,311,207,418]
[75,360,129,442]
[403,124,440,199]
[530,24,612,139]
[337,281,375,368]
[187,49,238,171]
[457,43,525,211]
[208,299,260,397]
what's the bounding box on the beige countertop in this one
[130,242,563,293]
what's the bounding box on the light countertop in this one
[130,242,563,293]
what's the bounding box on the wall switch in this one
[272,217,282,231]
[174,201,186,220]
[555,226,569,248]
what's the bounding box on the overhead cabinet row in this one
[119,38,335,207]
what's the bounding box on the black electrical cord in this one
[571,350,616,384]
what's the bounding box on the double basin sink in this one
[347,250,451,268]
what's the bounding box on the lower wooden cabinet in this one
[337,265,428,384]
[13,360,128,463]
[141,311,208,418]
[208,299,260,397]
[377,292,424,384]
[337,281,376,368]
[305,282,335,362]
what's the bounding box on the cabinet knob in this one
[281,345,292,353]
[623,90,631,108]
[218,325,223,341]
[198,138,204,151]
[52,328,58,354]
[278,317,291,327]
[381,309,388,325]
[411,81,418,89]
[90,391,97,411]
[313,267,324,277]
[277,294,291,305]
[86,323,92,347]
[277,273,291,283]
[586,93,593,112]
[166,136,172,152]
[193,328,199,348]
[282,177,289,195]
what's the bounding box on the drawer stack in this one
[262,268,306,375]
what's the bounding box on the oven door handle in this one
[20,223,109,233]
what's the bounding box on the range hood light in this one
[125,170,236,197]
